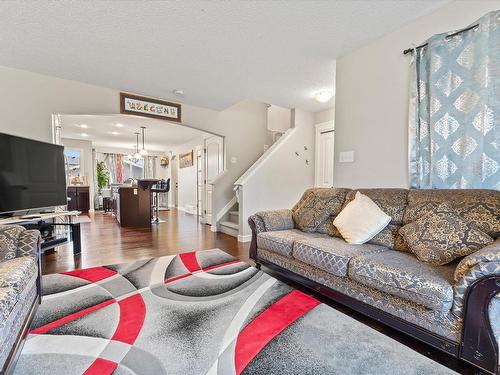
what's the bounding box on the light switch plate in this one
[231,156,237,164]
[339,151,354,163]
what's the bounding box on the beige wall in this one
[239,108,316,238]
[0,65,269,216]
[314,107,334,125]
[334,1,500,188]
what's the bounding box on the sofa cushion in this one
[257,229,326,257]
[404,189,500,238]
[369,224,410,252]
[0,257,37,294]
[294,236,387,277]
[0,287,17,323]
[292,188,350,233]
[349,251,455,312]
[0,226,25,262]
[399,203,493,265]
[292,192,330,232]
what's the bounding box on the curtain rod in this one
[403,23,479,55]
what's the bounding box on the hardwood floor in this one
[42,209,476,374]
[42,209,249,274]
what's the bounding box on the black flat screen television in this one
[0,133,67,214]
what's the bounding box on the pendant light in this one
[133,132,142,160]
[139,126,148,156]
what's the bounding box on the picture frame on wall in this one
[120,92,182,122]
[179,151,194,168]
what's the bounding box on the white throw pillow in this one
[333,192,391,244]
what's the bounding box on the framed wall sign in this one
[120,92,182,122]
[179,151,194,168]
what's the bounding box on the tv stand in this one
[0,211,82,255]
[20,215,42,220]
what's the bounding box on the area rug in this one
[15,249,456,375]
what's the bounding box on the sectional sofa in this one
[0,225,41,374]
[249,188,500,375]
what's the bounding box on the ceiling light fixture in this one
[173,89,184,96]
[111,131,119,135]
[133,132,142,159]
[80,124,88,128]
[314,90,334,103]
[115,123,124,128]
[139,126,148,156]
[81,133,89,137]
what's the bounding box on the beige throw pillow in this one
[333,192,391,244]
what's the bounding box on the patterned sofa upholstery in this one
[0,225,41,372]
[249,188,500,374]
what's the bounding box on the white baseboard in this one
[237,234,252,243]
[210,225,218,232]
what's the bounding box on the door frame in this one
[195,146,204,218]
[314,121,335,188]
[203,135,224,226]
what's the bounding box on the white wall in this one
[171,137,203,212]
[334,1,500,188]
[0,66,269,217]
[239,109,315,238]
[61,137,94,210]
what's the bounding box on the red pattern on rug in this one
[179,251,202,272]
[234,290,321,375]
[82,358,118,375]
[111,294,146,344]
[62,266,117,283]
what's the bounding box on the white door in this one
[196,148,203,216]
[171,156,179,208]
[204,135,224,225]
[315,122,335,187]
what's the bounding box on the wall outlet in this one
[339,151,354,163]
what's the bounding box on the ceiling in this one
[60,114,209,152]
[0,1,448,112]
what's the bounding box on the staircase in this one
[219,204,239,237]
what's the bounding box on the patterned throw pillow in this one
[399,203,494,265]
[292,192,330,232]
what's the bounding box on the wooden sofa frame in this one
[249,219,500,375]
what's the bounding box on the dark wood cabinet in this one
[67,186,90,212]
[116,186,152,228]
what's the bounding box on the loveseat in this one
[249,188,500,374]
[0,225,41,374]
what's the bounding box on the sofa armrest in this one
[0,225,25,261]
[454,238,500,282]
[253,209,295,233]
[16,229,41,258]
[451,239,500,318]
[248,209,294,263]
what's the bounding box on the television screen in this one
[0,133,67,214]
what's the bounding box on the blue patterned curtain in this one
[409,10,500,189]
